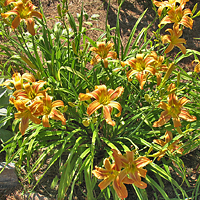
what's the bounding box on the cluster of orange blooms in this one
[154,0,193,54]
[2,72,66,135]
[1,0,42,35]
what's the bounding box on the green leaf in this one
[0,129,14,143]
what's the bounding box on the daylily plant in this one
[90,41,117,68]
[79,85,124,126]
[152,130,184,161]
[1,0,43,35]
[153,89,196,128]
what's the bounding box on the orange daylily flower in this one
[92,158,132,199]
[192,60,200,73]
[162,26,186,54]
[42,94,66,127]
[147,51,168,86]
[112,149,151,189]
[1,72,36,90]
[90,41,117,68]
[158,6,193,29]
[78,85,124,126]
[153,92,196,128]
[13,81,46,101]
[1,0,43,35]
[14,98,43,135]
[153,0,189,16]
[125,53,156,89]
[13,80,46,101]
[152,130,184,161]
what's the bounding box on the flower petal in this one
[49,109,66,125]
[103,106,115,126]
[113,178,128,199]
[179,110,197,122]
[87,100,102,116]
[42,115,50,127]
[12,15,21,29]
[109,87,124,101]
[26,18,35,36]
[153,110,171,127]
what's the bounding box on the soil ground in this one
[0,0,200,199]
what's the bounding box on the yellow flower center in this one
[99,50,109,59]
[19,6,31,19]
[43,105,52,115]
[135,60,146,71]
[176,12,182,23]
[28,90,36,100]
[168,105,181,117]
[99,94,110,105]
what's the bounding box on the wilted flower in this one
[162,26,186,54]
[79,85,124,126]
[90,41,117,68]
[1,0,43,35]
[152,130,184,161]
[153,92,196,128]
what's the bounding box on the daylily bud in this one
[63,105,68,112]
[83,102,88,107]
[146,146,153,156]
[57,4,62,17]
[36,71,41,80]
[92,117,97,123]
[20,56,37,69]
[144,94,151,102]
[177,72,180,87]
[68,102,76,107]
[121,61,126,67]
[176,127,183,134]
[82,119,90,127]
[163,63,175,83]
[72,41,78,55]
